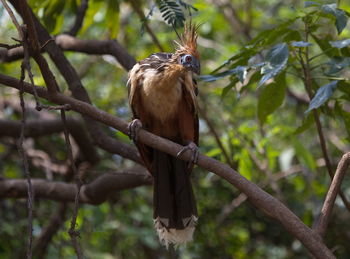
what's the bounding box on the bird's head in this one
[174,22,201,74]
[180,54,200,74]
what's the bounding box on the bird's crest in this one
[174,22,200,59]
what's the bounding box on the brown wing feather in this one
[128,73,153,173]
[178,76,199,145]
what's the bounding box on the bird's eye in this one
[185,55,192,63]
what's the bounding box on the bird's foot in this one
[127,119,142,141]
[177,141,199,168]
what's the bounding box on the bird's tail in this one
[152,149,197,248]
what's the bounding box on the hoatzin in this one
[127,24,200,247]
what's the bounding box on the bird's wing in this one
[178,73,199,145]
[128,53,175,173]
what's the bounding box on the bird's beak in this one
[191,58,201,75]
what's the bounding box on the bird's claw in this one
[127,119,142,141]
[177,141,199,168]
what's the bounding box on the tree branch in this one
[129,0,164,52]
[0,118,99,164]
[314,152,350,237]
[67,0,89,36]
[54,34,136,71]
[0,170,151,204]
[0,35,136,71]
[0,73,335,258]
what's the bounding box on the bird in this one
[127,23,200,247]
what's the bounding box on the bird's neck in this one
[156,64,186,90]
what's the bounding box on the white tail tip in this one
[154,216,198,248]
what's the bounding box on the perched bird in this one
[127,23,200,247]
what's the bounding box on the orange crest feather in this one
[175,22,200,59]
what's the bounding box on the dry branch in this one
[0,118,98,164]
[0,170,152,204]
[0,34,136,71]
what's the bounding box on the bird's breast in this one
[141,69,182,122]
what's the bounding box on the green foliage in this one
[158,0,185,27]
[258,43,289,87]
[155,0,197,27]
[305,81,338,113]
[257,73,286,124]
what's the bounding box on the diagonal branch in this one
[129,0,164,52]
[314,152,350,237]
[0,73,335,259]
[67,0,89,36]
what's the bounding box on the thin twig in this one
[198,104,234,167]
[0,1,34,258]
[300,23,350,213]
[18,56,34,259]
[314,152,350,237]
[0,42,22,49]
[18,25,42,111]
[61,109,84,259]
[129,0,164,52]
[0,0,23,38]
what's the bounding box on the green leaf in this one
[237,149,253,180]
[42,0,65,33]
[326,57,350,74]
[338,81,350,99]
[292,41,312,47]
[321,4,348,34]
[257,73,286,124]
[221,78,239,99]
[199,66,247,83]
[311,34,338,58]
[106,0,120,38]
[293,114,314,135]
[258,43,289,87]
[283,30,303,43]
[329,39,350,49]
[158,0,185,27]
[304,1,320,8]
[232,66,248,83]
[305,81,338,113]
